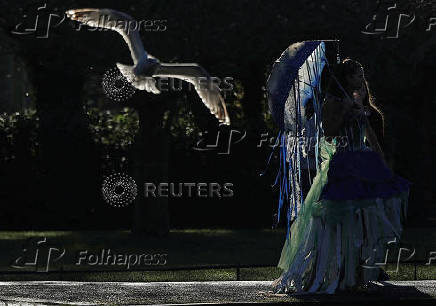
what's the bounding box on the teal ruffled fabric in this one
[275,138,409,294]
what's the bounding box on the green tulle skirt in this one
[275,139,409,294]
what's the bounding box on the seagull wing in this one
[153,64,231,125]
[66,8,147,65]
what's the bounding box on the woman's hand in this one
[351,104,370,117]
[349,87,370,117]
[342,95,354,111]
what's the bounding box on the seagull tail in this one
[116,63,136,84]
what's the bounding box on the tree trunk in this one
[130,93,170,236]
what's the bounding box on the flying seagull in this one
[66,8,230,125]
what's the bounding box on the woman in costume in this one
[272,58,410,294]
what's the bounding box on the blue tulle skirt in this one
[321,150,410,201]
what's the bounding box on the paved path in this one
[0,280,435,305]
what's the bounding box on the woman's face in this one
[345,69,364,90]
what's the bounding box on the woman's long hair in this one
[325,58,385,138]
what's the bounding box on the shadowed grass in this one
[0,228,435,281]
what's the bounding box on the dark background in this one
[0,0,434,230]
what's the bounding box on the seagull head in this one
[65,8,108,28]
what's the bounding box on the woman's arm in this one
[322,93,353,137]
